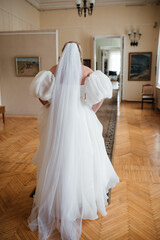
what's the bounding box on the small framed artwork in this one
[15,56,40,77]
[128,52,152,81]
[83,59,91,68]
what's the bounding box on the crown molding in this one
[25,0,160,10]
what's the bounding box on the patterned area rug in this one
[96,90,118,162]
[96,89,118,203]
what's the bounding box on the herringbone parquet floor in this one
[0,102,160,240]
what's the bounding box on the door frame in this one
[93,34,126,102]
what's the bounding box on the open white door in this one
[93,37,96,71]
[93,35,125,101]
[119,35,125,102]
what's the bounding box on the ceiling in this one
[26,0,160,10]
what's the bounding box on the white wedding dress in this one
[27,44,119,240]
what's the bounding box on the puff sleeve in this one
[29,70,55,103]
[81,70,112,108]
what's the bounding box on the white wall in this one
[0,30,57,116]
[0,0,40,31]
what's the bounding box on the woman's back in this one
[49,64,93,85]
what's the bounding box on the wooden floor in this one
[0,102,160,240]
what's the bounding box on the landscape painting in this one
[128,52,152,81]
[15,57,40,77]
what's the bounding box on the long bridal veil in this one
[27,43,93,240]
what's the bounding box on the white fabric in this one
[28,45,119,240]
[80,70,112,108]
[29,70,55,103]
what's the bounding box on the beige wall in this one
[0,0,40,111]
[0,2,160,109]
[0,31,57,116]
[0,0,40,31]
[40,5,160,101]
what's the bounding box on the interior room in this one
[0,0,160,239]
[95,37,122,91]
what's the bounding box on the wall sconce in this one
[75,0,95,17]
[128,29,142,46]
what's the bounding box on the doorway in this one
[93,35,125,102]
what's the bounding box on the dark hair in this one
[62,41,83,63]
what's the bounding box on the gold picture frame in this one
[15,56,40,77]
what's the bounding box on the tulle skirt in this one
[27,103,119,240]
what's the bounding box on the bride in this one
[27,41,119,240]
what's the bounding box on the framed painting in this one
[15,56,40,77]
[83,59,91,68]
[128,52,152,81]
